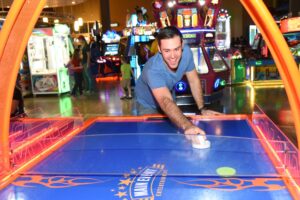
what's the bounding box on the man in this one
[78,35,92,93]
[135,26,218,136]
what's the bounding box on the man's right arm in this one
[152,87,205,135]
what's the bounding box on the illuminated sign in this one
[183,33,196,39]
[178,0,197,3]
[205,32,214,38]
[175,81,187,92]
[280,17,300,33]
[177,8,198,28]
[211,0,219,4]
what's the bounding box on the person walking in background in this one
[78,35,92,94]
[120,56,133,100]
[150,32,159,57]
[136,43,150,72]
[69,49,84,98]
[66,53,75,90]
[11,74,26,118]
[89,36,101,92]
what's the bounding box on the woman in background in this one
[69,49,84,98]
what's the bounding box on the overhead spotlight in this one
[72,1,76,4]
[42,17,48,23]
[199,0,205,6]
[74,21,79,31]
[168,1,174,7]
[211,0,219,4]
[78,17,83,26]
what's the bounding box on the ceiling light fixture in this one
[74,21,79,31]
[42,17,48,23]
[78,17,83,26]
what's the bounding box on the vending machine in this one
[27,24,72,95]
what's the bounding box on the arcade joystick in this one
[192,134,211,149]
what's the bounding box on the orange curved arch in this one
[0,0,46,172]
[240,0,300,198]
[239,0,300,148]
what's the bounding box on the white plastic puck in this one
[192,135,211,149]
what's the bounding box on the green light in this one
[59,97,73,116]
[255,60,262,65]
[237,65,244,70]
[220,80,226,86]
[183,33,196,39]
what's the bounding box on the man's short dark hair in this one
[157,26,183,46]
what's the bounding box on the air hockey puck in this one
[192,135,211,149]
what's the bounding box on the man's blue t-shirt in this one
[135,44,195,109]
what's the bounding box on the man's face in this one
[158,36,183,71]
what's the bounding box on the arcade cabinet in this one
[281,17,300,68]
[98,30,121,77]
[27,24,72,95]
[123,11,156,82]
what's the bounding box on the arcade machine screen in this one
[182,32,199,45]
[284,32,300,56]
[215,21,227,48]
[191,47,209,74]
[204,8,215,28]
[252,35,261,50]
[104,43,119,56]
[283,32,300,46]
[159,11,170,28]
[205,47,227,72]
[177,8,198,28]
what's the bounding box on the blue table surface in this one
[0,119,292,200]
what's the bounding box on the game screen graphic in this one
[177,8,198,28]
[204,8,215,27]
[159,11,170,27]
[283,32,300,56]
[104,43,119,56]
[205,47,227,72]
[191,47,209,74]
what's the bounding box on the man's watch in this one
[198,106,206,115]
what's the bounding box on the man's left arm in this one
[185,69,204,110]
[186,69,221,115]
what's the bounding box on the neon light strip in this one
[256,126,300,195]
[0,127,81,188]
[12,128,55,153]
[180,29,216,33]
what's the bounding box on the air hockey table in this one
[0,110,299,200]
